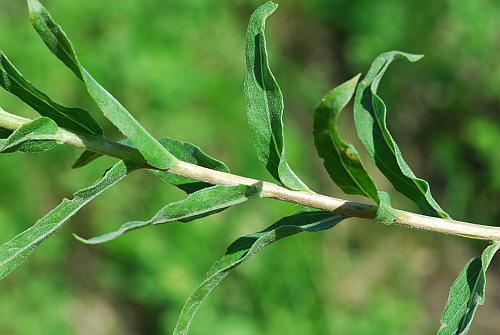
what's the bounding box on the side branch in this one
[1,108,499,241]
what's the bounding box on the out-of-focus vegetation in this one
[0,0,498,334]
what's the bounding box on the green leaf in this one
[27,0,176,169]
[244,1,308,191]
[312,76,398,225]
[173,209,344,335]
[313,74,378,201]
[76,184,260,244]
[0,117,59,153]
[73,136,229,193]
[354,51,449,218]
[438,242,500,335]
[0,51,102,135]
[0,160,134,280]
[374,191,398,225]
[72,150,101,169]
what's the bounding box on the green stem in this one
[1,107,499,241]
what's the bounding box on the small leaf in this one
[73,136,229,193]
[314,74,379,201]
[27,0,176,169]
[374,191,398,225]
[0,51,102,135]
[173,209,344,335]
[438,241,500,335]
[0,117,59,153]
[72,150,101,168]
[244,1,308,191]
[0,160,134,280]
[76,184,260,244]
[354,51,449,218]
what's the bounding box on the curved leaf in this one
[0,117,58,153]
[76,184,260,244]
[173,209,344,335]
[313,76,397,225]
[438,242,500,335]
[244,1,307,191]
[354,51,449,218]
[72,149,101,168]
[314,74,378,200]
[0,160,134,280]
[27,0,176,169]
[0,51,102,135]
[374,191,398,225]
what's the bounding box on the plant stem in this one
[0,108,146,164]
[1,107,499,241]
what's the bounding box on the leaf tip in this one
[346,73,362,88]
[256,1,278,17]
[27,0,43,15]
[266,1,279,9]
[72,233,99,245]
[409,53,424,62]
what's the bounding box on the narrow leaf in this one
[244,1,307,191]
[27,0,176,169]
[0,160,134,280]
[313,76,398,225]
[0,51,102,135]
[76,184,260,244]
[354,51,449,218]
[438,242,500,335]
[174,209,344,335]
[72,150,101,168]
[0,117,59,153]
[314,74,379,200]
[374,191,398,225]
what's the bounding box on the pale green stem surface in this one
[1,107,499,241]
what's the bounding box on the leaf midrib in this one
[257,33,282,167]
[368,83,431,206]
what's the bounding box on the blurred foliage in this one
[0,0,498,334]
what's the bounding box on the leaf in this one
[173,209,344,335]
[313,74,379,201]
[27,0,176,170]
[374,191,398,225]
[73,136,229,193]
[312,76,398,225]
[0,51,102,135]
[72,150,101,168]
[244,1,308,191]
[0,160,134,280]
[438,242,500,335]
[76,184,260,244]
[354,51,449,218]
[0,117,59,153]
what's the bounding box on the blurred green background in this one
[0,0,499,334]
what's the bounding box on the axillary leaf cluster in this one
[0,1,497,334]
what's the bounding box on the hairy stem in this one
[1,107,499,241]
